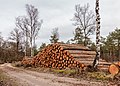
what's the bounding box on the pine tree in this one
[50,28,59,43]
[72,27,84,44]
[39,43,46,52]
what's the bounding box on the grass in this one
[87,71,112,80]
[51,69,77,75]
[0,69,18,86]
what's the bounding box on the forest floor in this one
[0,63,120,86]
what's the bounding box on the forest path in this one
[0,63,105,86]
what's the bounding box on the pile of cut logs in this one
[31,43,85,69]
[22,43,111,71]
[21,56,33,67]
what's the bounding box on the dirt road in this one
[0,63,106,86]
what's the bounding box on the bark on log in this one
[65,50,96,55]
[59,44,90,50]
[72,54,95,58]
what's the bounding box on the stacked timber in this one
[21,56,33,67]
[60,44,111,70]
[22,43,110,70]
[31,43,85,70]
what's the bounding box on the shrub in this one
[13,61,22,67]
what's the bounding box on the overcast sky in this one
[0,0,120,47]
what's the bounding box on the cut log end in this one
[108,64,119,75]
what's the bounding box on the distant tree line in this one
[100,28,120,62]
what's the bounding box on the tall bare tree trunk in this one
[93,0,101,69]
[23,38,26,57]
[16,41,19,60]
[25,30,28,56]
[30,37,33,57]
[33,37,35,56]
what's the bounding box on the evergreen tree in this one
[100,28,120,61]
[39,43,46,52]
[50,28,59,43]
[72,27,84,44]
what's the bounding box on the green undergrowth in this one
[51,69,77,75]
[87,71,112,81]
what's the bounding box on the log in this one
[76,60,111,65]
[59,44,90,50]
[59,44,84,47]
[114,62,120,67]
[72,54,95,58]
[108,64,119,75]
[98,65,109,69]
[74,58,105,62]
[60,46,90,50]
[65,50,96,55]
[118,62,120,66]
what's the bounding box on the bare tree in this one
[16,4,42,57]
[16,16,29,56]
[9,28,23,58]
[25,4,42,57]
[73,3,95,46]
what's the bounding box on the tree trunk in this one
[33,37,35,56]
[25,32,28,56]
[84,37,86,46]
[84,31,87,46]
[93,0,101,69]
[30,37,33,57]
[16,41,19,60]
